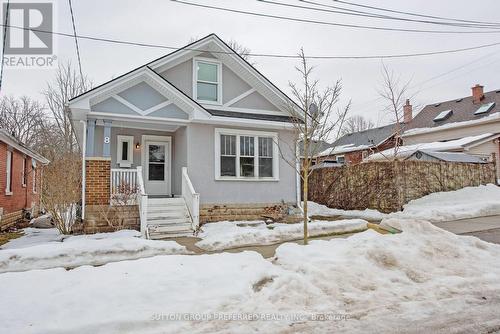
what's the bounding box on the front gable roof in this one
[69,34,302,123]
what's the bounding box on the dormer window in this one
[194,58,221,104]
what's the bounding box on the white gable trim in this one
[143,100,174,116]
[148,34,302,118]
[223,88,256,107]
[68,66,210,119]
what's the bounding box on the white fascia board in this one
[192,116,295,130]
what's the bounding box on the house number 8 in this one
[104,136,110,144]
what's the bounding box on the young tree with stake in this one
[281,49,350,244]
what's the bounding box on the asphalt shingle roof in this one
[407,89,500,130]
[332,123,398,148]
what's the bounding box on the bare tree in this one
[340,115,375,136]
[0,95,46,147]
[42,153,82,234]
[42,61,91,155]
[281,49,350,244]
[377,63,414,157]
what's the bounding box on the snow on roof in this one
[0,129,49,164]
[410,151,488,163]
[366,133,495,161]
[317,143,370,157]
[403,111,500,137]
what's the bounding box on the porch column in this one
[86,118,96,157]
[103,119,112,158]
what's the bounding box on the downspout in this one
[81,120,87,220]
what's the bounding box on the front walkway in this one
[173,231,366,258]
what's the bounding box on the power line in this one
[293,0,500,29]
[4,22,500,61]
[68,0,84,85]
[333,0,500,26]
[2,22,500,60]
[171,0,500,34]
[0,0,10,92]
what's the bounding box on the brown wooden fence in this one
[308,161,497,213]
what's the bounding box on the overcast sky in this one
[2,0,500,126]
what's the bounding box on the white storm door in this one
[145,141,170,196]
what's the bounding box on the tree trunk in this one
[303,162,309,245]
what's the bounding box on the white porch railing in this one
[111,168,139,199]
[136,166,149,238]
[181,167,200,229]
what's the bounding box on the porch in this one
[75,118,199,238]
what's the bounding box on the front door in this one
[145,140,170,196]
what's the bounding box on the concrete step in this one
[148,230,194,239]
[148,224,193,233]
[147,197,185,205]
[148,211,189,219]
[147,217,192,225]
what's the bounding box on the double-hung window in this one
[216,129,279,180]
[32,160,37,193]
[117,135,134,167]
[195,59,221,104]
[5,150,13,195]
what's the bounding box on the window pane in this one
[149,145,165,163]
[259,137,273,157]
[197,82,218,101]
[149,164,165,181]
[197,62,218,82]
[221,135,236,156]
[221,156,236,176]
[259,158,273,177]
[121,141,129,161]
[240,136,254,156]
[240,157,254,177]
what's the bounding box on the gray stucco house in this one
[69,34,302,238]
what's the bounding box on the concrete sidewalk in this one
[433,215,500,244]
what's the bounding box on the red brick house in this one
[0,129,49,230]
[316,123,403,165]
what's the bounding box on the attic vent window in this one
[474,102,495,115]
[433,110,452,122]
[455,98,463,103]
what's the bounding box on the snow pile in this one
[196,219,367,251]
[307,201,387,221]
[2,221,500,333]
[1,228,63,249]
[389,184,500,222]
[0,230,189,273]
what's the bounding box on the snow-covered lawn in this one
[1,220,500,333]
[196,219,367,251]
[0,229,189,273]
[307,201,387,221]
[389,184,500,222]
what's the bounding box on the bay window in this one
[215,129,279,180]
[194,59,221,104]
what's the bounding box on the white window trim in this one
[336,155,345,164]
[5,150,13,195]
[32,166,36,194]
[117,135,134,168]
[21,157,26,187]
[193,57,223,105]
[214,128,279,181]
